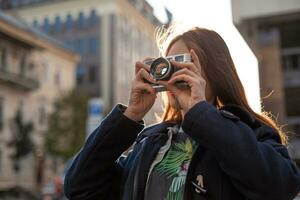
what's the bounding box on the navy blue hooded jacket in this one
[64,101,300,200]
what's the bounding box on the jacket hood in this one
[220,104,282,144]
[138,103,282,144]
[220,104,261,130]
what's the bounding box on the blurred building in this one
[0,11,78,190]
[2,0,169,118]
[231,0,300,165]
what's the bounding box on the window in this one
[71,40,77,52]
[0,97,4,131]
[54,71,61,88]
[33,20,39,28]
[291,54,299,70]
[0,48,7,71]
[42,62,49,82]
[54,16,62,32]
[64,40,72,50]
[39,105,46,125]
[285,86,300,116]
[11,0,21,6]
[43,17,50,32]
[72,39,82,54]
[89,66,97,83]
[76,64,86,84]
[20,54,27,76]
[89,10,98,25]
[89,37,98,55]
[0,150,3,174]
[0,150,2,173]
[282,55,292,71]
[292,124,300,137]
[282,54,300,71]
[66,14,73,31]
[77,12,85,28]
[78,39,85,54]
[280,20,300,48]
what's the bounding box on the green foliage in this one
[45,90,88,160]
[155,139,193,178]
[9,109,34,172]
[154,138,198,200]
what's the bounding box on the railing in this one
[0,69,39,91]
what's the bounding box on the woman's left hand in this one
[157,50,207,115]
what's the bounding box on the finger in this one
[190,49,202,74]
[156,81,180,96]
[168,74,197,85]
[136,68,155,83]
[142,57,155,63]
[135,82,155,94]
[170,60,199,74]
[135,61,150,74]
[171,68,197,79]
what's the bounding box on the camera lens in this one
[150,57,172,80]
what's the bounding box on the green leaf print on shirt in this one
[154,137,198,200]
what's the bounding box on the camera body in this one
[144,53,191,92]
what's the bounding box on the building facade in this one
[0,11,78,190]
[4,0,166,123]
[231,0,300,166]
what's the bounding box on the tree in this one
[8,109,34,172]
[45,90,88,160]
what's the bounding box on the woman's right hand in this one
[124,60,157,122]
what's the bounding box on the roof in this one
[0,10,77,58]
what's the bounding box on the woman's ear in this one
[190,49,202,72]
[191,56,194,62]
[190,49,200,64]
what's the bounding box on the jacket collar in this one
[136,121,176,143]
[138,104,262,142]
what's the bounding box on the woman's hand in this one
[157,50,206,115]
[124,59,157,122]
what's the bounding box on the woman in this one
[64,27,300,200]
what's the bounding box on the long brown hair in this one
[157,26,287,144]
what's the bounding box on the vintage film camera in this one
[144,53,191,92]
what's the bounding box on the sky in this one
[147,0,261,112]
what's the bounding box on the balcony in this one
[0,69,39,91]
[281,47,300,87]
